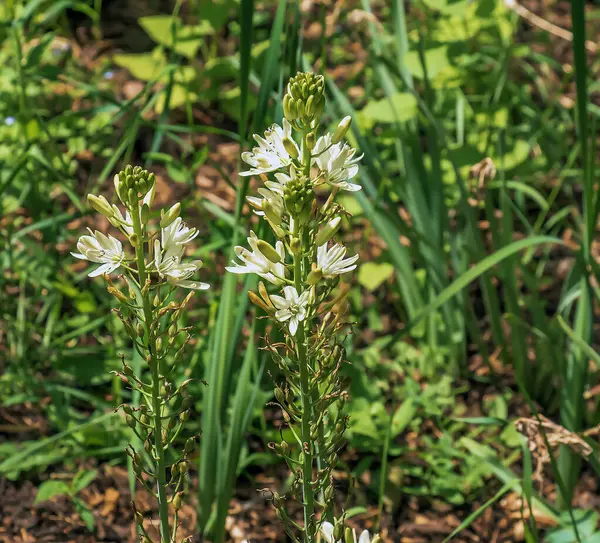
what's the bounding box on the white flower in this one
[312,133,363,192]
[225,231,286,286]
[320,522,372,543]
[161,217,198,249]
[153,239,209,290]
[240,119,299,176]
[317,243,359,277]
[71,229,125,277]
[270,286,309,335]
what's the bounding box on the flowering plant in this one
[227,72,376,543]
[73,166,208,543]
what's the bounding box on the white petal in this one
[320,522,335,543]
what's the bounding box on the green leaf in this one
[358,92,417,129]
[72,469,97,494]
[112,50,167,81]
[197,0,233,30]
[358,262,395,291]
[138,15,212,58]
[73,497,95,531]
[35,480,71,503]
[391,399,416,437]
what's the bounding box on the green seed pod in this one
[179,461,189,476]
[325,485,334,502]
[274,387,285,404]
[173,492,182,511]
[155,337,163,353]
[126,414,136,429]
[123,404,133,415]
[136,323,145,338]
[140,414,149,425]
[144,438,152,454]
[179,409,190,423]
[153,294,160,307]
[185,437,195,454]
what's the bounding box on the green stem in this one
[130,205,171,543]
[296,132,315,541]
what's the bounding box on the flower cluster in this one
[228,72,375,543]
[72,165,208,543]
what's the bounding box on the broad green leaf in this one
[358,262,395,291]
[35,480,71,503]
[358,92,417,129]
[138,15,212,58]
[404,45,451,80]
[112,50,166,81]
[197,0,233,30]
[391,399,416,437]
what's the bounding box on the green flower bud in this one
[284,72,326,125]
[153,294,160,307]
[332,115,352,144]
[129,233,140,248]
[155,337,163,352]
[87,194,114,219]
[283,137,299,159]
[257,240,281,264]
[262,199,282,226]
[344,527,353,543]
[127,188,137,206]
[141,203,150,224]
[315,216,342,246]
[372,536,382,543]
[333,522,343,541]
[305,131,316,150]
[160,203,181,228]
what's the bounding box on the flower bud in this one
[305,131,316,150]
[262,199,282,226]
[333,522,343,541]
[155,337,163,352]
[87,194,114,219]
[160,203,181,228]
[371,536,382,543]
[153,294,160,307]
[128,188,137,206]
[315,216,342,246]
[344,527,353,543]
[332,115,352,144]
[248,291,271,312]
[283,137,299,159]
[141,203,150,224]
[257,240,281,263]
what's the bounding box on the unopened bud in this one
[87,194,114,218]
[128,188,137,206]
[306,131,316,150]
[248,291,270,312]
[153,294,160,307]
[257,240,281,263]
[332,115,352,144]
[371,536,382,543]
[283,137,299,159]
[315,216,342,246]
[140,203,150,223]
[262,200,282,226]
[344,527,353,543]
[325,485,334,502]
[160,203,181,228]
[333,522,343,541]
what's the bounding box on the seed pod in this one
[185,437,195,454]
[179,409,190,423]
[140,414,149,425]
[178,461,189,476]
[173,492,183,510]
[126,414,136,429]
[153,294,160,307]
[155,337,163,353]
[144,438,152,454]
[274,387,285,404]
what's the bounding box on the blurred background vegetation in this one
[1,0,600,541]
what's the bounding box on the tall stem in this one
[131,205,171,543]
[295,130,315,541]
